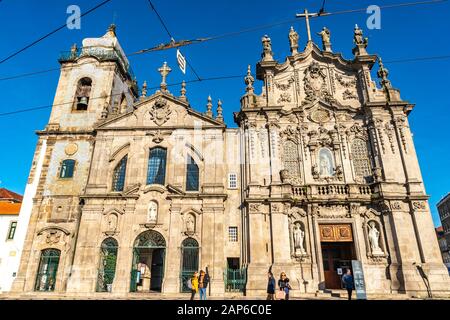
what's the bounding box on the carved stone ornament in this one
[390,201,402,210]
[303,62,333,104]
[46,231,62,245]
[249,203,261,213]
[412,201,426,211]
[149,97,172,126]
[309,108,331,124]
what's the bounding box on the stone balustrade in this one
[290,183,375,201]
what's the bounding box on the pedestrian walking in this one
[190,271,199,300]
[266,272,275,300]
[277,272,292,300]
[198,269,210,300]
[342,269,354,300]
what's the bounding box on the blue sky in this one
[0,0,449,226]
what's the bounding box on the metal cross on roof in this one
[158,61,172,91]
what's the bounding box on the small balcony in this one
[288,183,375,202]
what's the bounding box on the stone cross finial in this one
[180,80,187,101]
[216,100,224,122]
[377,58,392,89]
[158,62,172,92]
[352,24,369,56]
[107,24,117,37]
[261,35,274,61]
[244,65,255,93]
[317,27,332,52]
[206,95,213,118]
[141,81,147,100]
[288,26,299,55]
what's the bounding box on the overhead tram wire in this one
[2,52,450,117]
[0,0,447,82]
[146,0,202,81]
[0,0,112,65]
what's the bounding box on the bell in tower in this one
[74,77,92,111]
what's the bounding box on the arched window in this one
[35,249,60,292]
[186,155,199,191]
[74,77,92,111]
[60,159,75,178]
[112,155,127,191]
[283,141,300,179]
[351,138,371,181]
[147,147,167,185]
[97,238,118,292]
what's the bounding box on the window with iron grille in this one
[186,155,199,191]
[283,141,300,178]
[112,155,127,192]
[351,138,371,179]
[147,147,167,185]
[7,221,17,240]
[229,227,238,242]
[60,159,75,178]
[228,173,237,189]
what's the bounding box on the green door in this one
[180,238,199,292]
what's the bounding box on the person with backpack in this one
[189,272,199,300]
[277,272,292,300]
[198,270,210,300]
[266,272,276,300]
[342,269,354,300]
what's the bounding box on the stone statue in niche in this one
[293,223,306,255]
[148,201,158,223]
[106,213,118,232]
[186,214,195,234]
[319,148,334,177]
[368,221,383,255]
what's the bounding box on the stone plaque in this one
[319,224,353,242]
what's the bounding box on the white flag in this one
[177,49,186,74]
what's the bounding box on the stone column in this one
[162,204,182,294]
[270,203,290,264]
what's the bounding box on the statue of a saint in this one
[353,24,368,47]
[186,215,195,233]
[368,221,383,255]
[320,155,331,176]
[148,201,158,223]
[317,27,331,52]
[293,223,305,254]
[288,26,299,55]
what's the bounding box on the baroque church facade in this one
[10,23,450,298]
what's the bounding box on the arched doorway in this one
[180,238,199,292]
[130,230,166,292]
[96,238,118,292]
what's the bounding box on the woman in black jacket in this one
[278,272,292,300]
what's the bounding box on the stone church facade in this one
[10,24,450,298]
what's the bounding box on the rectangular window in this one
[7,221,17,240]
[228,227,238,242]
[228,173,238,189]
[147,148,167,185]
[60,159,75,178]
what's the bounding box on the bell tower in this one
[46,24,138,131]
